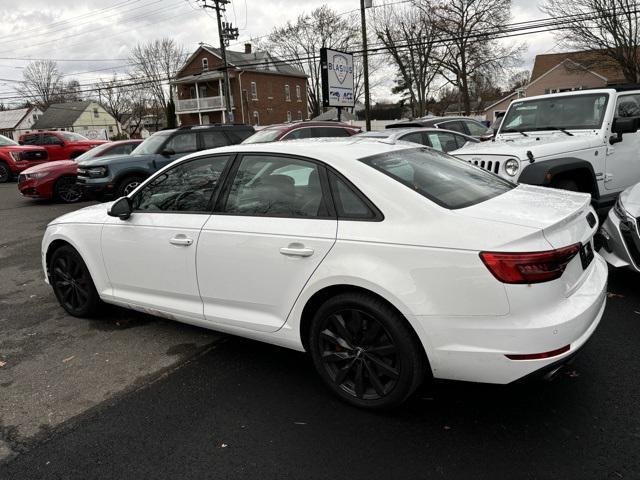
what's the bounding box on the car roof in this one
[159,124,254,135]
[386,116,484,128]
[260,121,357,131]
[200,137,415,166]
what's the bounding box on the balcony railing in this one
[175,95,234,113]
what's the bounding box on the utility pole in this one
[360,0,372,131]
[200,0,239,123]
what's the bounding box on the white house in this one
[0,107,42,140]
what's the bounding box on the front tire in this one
[0,161,10,183]
[54,175,83,203]
[117,175,144,197]
[309,292,426,409]
[50,245,100,317]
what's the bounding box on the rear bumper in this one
[599,208,640,273]
[415,254,608,384]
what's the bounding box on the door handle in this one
[169,235,193,246]
[280,243,314,257]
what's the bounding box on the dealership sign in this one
[321,48,355,108]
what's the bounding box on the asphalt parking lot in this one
[1,182,640,479]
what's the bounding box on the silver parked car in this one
[357,127,478,153]
[600,183,640,272]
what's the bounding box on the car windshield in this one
[73,142,114,163]
[361,147,514,209]
[131,132,171,155]
[0,134,17,146]
[242,128,286,144]
[501,93,609,133]
[59,132,90,142]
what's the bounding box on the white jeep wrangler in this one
[453,88,640,208]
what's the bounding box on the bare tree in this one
[541,0,640,83]
[16,60,63,110]
[129,38,186,111]
[96,76,132,135]
[430,0,523,115]
[373,2,444,118]
[262,6,359,117]
[507,70,530,92]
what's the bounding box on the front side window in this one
[164,133,197,154]
[43,134,62,145]
[222,155,329,217]
[22,134,40,145]
[243,126,287,144]
[133,155,230,212]
[426,132,460,153]
[616,94,640,118]
[361,148,514,209]
[502,93,609,132]
[464,120,487,136]
[131,132,171,155]
[282,128,311,140]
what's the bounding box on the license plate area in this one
[580,241,594,269]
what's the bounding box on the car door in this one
[197,153,338,332]
[153,131,199,171]
[101,154,232,319]
[606,93,640,191]
[42,134,66,160]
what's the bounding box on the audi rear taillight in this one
[479,243,581,284]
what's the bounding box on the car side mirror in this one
[610,117,639,144]
[161,148,175,156]
[107,196,132,220]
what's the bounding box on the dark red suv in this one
[19,131,107,161]
[242,121,361,144]
[0,134,48,183]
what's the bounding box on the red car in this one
[18,131,107,161]
[18,139,142,203]
[0,134,49,183]
[242,121,361,144]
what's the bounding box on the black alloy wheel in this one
[309,292,426,409]
[54,176,83,203]
[0,162,9,183]
[50,246,100,317]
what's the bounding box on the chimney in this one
[244,43,252,54]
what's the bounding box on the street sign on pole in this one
[321,48,355,110]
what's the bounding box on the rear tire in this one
[0,161,10,183]
[49,245,101,317]
[54,175,83,203]
[117,175,144,197]
[308,292,426,410]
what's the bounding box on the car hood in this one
[22,160,76,174]
[48,201,114,226]
[78,153,156,167]
[456,184,593,249]
[620,183,640,216]
[452,131,602,160]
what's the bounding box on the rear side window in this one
[282,128,312,140]
[309,127,351,138]
[426,132,460,153]
[361,148,514,209]
[22,134,40,145]
[438,121,465,133]
[329,173,377,220]
[200,131,229,149]
[225,130,253,144]
[399,132,426,145]
[165,133,197,154]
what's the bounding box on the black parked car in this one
[77,124,254,199]
[386,116,489,141]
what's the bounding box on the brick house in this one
[484,50,628,124]
[172,44,308,127]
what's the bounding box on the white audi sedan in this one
[42,139,607,409]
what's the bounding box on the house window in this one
[252,111,259,126]
[285,84,291,102]
[286,111,292,122]
[190,86,196,98]
[108,125,113,133]
[202,58,209,71]
[93,108,99,118]
[298,110,303,121]
[199,85,207,98]
[296,85,301,101]
[251,82,257,100]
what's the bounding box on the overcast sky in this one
[0,0,556,106]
